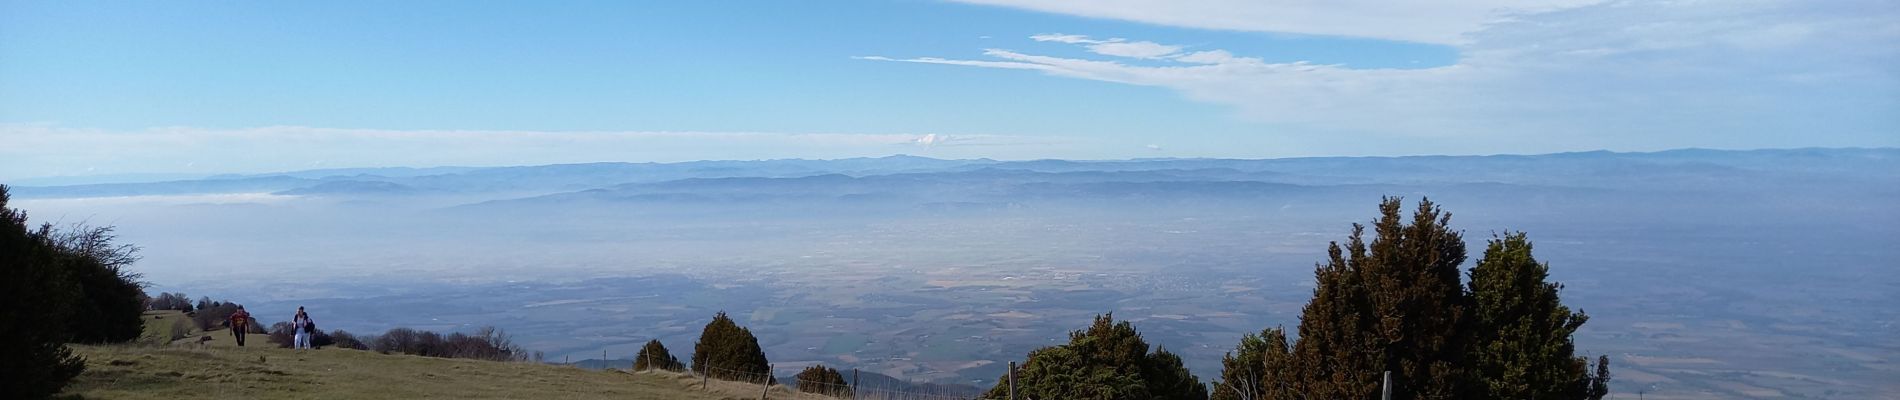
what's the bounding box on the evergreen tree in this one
[984,313,1207,400]
[0,185,87,399]
[633,339,684,372]
[1144,347,1210,400]
[1213,327,1297,400]
[690,311,772,383]
[1469,232,1607,400]
[793,365,853,398]
[1291,197,1476,399]
[1581,355,1611,400]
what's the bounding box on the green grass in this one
[60,313,835,400]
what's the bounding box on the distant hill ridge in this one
[11,148,1895,200]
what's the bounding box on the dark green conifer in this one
[1291,197,1476,399]
[984,313,1207,400]
[690,311,772,383]
[633,339,684,372]
[792,365,853,398]
[1468,231,1610,400]
[0,185,87,399]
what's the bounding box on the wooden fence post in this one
[1008,361,1017,400]
[760,363,774,400]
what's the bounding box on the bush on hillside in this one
[267,322,295,348]
[984,313,1207,400]
[40,223,146,344]
[0,185,87,399]
[191,300,258,332]
[793,365,853,398]
[633,339,684,372]
[364,326,525,361]
[148,292,193,312]
[329,329,368,350]
[373,327,419,354]
[167,319,192,342]
[690,311,772,383]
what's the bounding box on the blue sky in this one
[2,1,1895,180]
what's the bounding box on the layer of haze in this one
[9,150,1897,398]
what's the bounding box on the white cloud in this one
[1029,33,1101,44]
[1173,50,1238,65]
[1085,40,1182,59]
[1030,34,1183,59]
[955,0,1606,45]
[851,56,1055,71]
[868,0,1900,149]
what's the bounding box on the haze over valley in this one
[13,149,1895,398]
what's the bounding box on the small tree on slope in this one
[634,339,684,372]
[691,311,772,383]
[984,313,1207,400]
[793,364,853,398]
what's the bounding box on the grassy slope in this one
[63,311,828,400]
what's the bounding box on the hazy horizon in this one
[8,145,1891,185]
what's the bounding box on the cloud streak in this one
[955,0,1606,45]
[1030,34,1184,59]
[868,0,1900,149]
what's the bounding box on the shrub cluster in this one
[189,299,261,333]
[361,326,526,362]
[148,292,194,312]
[793,365,853,398]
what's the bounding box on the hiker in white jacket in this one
[292,307,314,349]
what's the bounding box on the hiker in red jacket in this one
[228,306,251,347]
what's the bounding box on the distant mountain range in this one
[11,149,1895,207]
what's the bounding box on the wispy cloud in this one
[1031,34,1182,59]
[957,0,1606,45]
[866,1,1900,149]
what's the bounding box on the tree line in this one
[343,326,528,362]
[653,198,1613,400]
